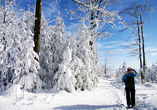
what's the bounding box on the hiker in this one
[122,67,138,108]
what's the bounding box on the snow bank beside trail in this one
[135,83,157,110]
[110,78,157,110]
[0,77,157,110]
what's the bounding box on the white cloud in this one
[105,45,118,48]
[42,2,58,19]
[96,40,129,57]
[113,49,128,54]
[146,47,157,52]
[101,41,124,45]
[97,43,104,49]
[151,53,157,56]
[96,40,126,49]
[114,25,126,30]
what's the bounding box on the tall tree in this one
[71,0,122,46]
[74,20,99,90]
[120,0,153,83]
[138,0,153,79]
[39,15,67,90]
[34,0,42,55]
[120,2,143,70]
[70,0,121,85]
[0,1,40,93]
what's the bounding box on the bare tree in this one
[71,0,122,47]
[138,0,153,79]
[103,51,114,77]
[120,0,153,83]
[120,3,143,69]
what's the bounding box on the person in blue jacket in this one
[122,67,138,108]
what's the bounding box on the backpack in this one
[126,75,134,88]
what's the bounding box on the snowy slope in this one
[0,77,157,110]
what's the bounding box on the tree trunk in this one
[140,14,146,82]
[104,61,107,76]
[137,17,144,83]
[3,12,6,23]
[137,18,142,70]
[34,0,42,55]
[89,4,95,47]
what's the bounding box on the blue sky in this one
[6,0,157,69]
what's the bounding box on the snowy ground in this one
[0,77,157,110]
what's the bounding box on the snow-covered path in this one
[52,77,126,110]
[1,77,157,110]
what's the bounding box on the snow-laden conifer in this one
[39,14,67,90]
[74,20,98,91]
[0,2,40,92]
[17,10,40,92]
[146,63,157,83]
[116,60,127,82]
[0,1,22,92]
[50,16,76,92]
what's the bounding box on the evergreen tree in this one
[116,60,127,82]
[17,10,40,92]
[146,63,157,83]
[75,20,98,91]
[39,15,67,90]
[0,2,40,92]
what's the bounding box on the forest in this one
[0,0,156,95]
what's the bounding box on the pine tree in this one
[116,60,127,82]
[146,63,157,83]
[51,16,76,92]
[39,14,67,90]
[0,0,21,92]
[17,10,40,92]
[0,2,40,92]
[74,20,98,91]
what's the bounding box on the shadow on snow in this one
[52,104,124,110]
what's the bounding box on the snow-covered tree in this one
[50,17,78,92]
[0,0,23,92]
[53,19,99,92]
[68,0,123,89]
[39,14,67,90]
[120,0,153,83]
[122,60,127,74]
[74,21,98,91]
[71,0,122,44]
[54,42,76,92]
[0,1,40,92]
[146,63,157,83]
[17,10,40,92]
[0,0,17,92]
[101,51,114,77]
[116,60,127,82]
[38,19,55,89]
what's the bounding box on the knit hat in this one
[127,67,133,71]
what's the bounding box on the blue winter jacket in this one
[122,69,138,88]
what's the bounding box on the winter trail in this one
[0,77,126,110]
[1,77,157,110]
[53,77,126,110]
